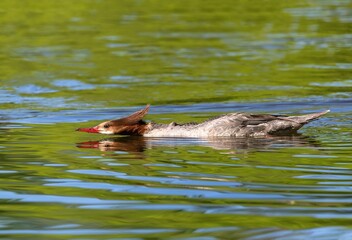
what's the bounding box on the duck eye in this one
[103,124,110,129]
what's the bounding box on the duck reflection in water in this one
[77,136,147,152]
[76,135,320,153]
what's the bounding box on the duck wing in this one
[224,110,329,136]
[240,114,287,126]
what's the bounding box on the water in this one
[0,0,351,239]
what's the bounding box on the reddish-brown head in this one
[76,104,150,135]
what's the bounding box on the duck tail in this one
[287,110,330,124]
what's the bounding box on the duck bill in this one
[76,126,100,133]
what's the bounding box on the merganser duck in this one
[76,104,329,137]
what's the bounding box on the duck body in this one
[76,105,329,138]
[144,111,329,137]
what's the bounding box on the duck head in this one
[76,104,150,135]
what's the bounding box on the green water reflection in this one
[1,0,351,109]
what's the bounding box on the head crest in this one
[111,104,150,125]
